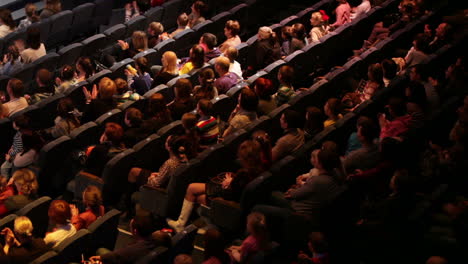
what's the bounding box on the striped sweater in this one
[196,116,219,145]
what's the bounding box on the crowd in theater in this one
[0,0,466,263]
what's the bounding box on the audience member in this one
[74,57,95,83]
[168,79,196,120]
[170,13,189,38]
[196,99,219,146]
[4,81,26,115]
[81,77,118,123]
[142,93,172,133]
[12,132,43,171]
[40,0,61,19]
[290,23,307,52]
[304,106,325,139]
[124,0,149,22]
[200,33,222,62]
[0,8,15,38]
[359,63,384,102]
[188,1,208,28]
[309,11,331,43]
[275,65,296,106]
[381,58,398,88]
[114,78,141,106]
[428,22,452,53]
[168,140,265,232]
[179,44,205,75]
[402,33,429,70]
[280,26,293,57]
[214,56,240,94]
[272,109,305,162]
[247,26,281,75]
[123,107,146,147]
[254,78,277,116]
[0,45,23,76]
[18,3,39,29]
[1,115,30,178]
[0,216,49,264]
[379,97,412,139]
[174,254,193,264]
[44,200,76,248]
[193,68,218,101]
[350,0,371,21]
[222,87,258,138]
[69,186,104,231]
[114,31,148,63]
[203,229,230,264]
[0,169,38,217]
[252,130,273,170]
[297,232,330,264]
[323,98,343,127]
[55,65,77,94]
[147,22,164,48]
[41,98,80,139]
[219,20,241,54]
[29,68,54,104]
[152,51,179,86]
[331,0,351,28]
[225,46,243,78]
[125,57,153,95]
[19,26,46,64]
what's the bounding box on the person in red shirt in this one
[70,185,105,230]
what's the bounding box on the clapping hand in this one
[83,84,98,103]
[118,40,130,50]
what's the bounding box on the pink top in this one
[71,205,105,230]
[332,2,351,27]
[203,256,223,264]
[240,235,262,261]
[380,115,412,139]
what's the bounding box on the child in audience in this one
[44,200,77,248]
[18,3,40,29]
[196,99,219,146]
[323,98,343,127]
[228,212,271,263]
[55,65,77,94]
[70,185,105,230]
[1,115,30,178]
[297,232,330,264]
[275,65,296,106]
[125,57,153,95]
[0,45,23,76]
[193,68,218,102]
[114,78,141,107]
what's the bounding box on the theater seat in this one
[132,134,167,171]
[144,84,171,103]
[153,38,176,65]
[209,11,232,42]
[86,69,112,86]
[95,108,124,126]
[0,214,16,231]
[69,121,100,149]
[71,3,96,39]
[110,58,135,80]
[103,24,127,43]
[135,247,169,264]
[58,43,84,67]
[144,6,164,24]
[81,34,109,58]
[169,224,198,260]
[157,120,184,138]
[54,229,91,263]
[88,209,121,251]
[32,52,60,73]
[172,29,195,57]
[30,251,59,264]
[94,0,113,27]
[72,171,104,200]
[161,0,185,31]
[16,196,52,238]
[124,15,148,38]
[191,20,214,45]
[133,49,158,66]
[211,94,236,122]
[47,10,73,47]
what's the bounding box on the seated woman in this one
[128,135,196,190]
[222,87,258,138]
[109,31,148,65]
[289,23,307,53]
[167,139,265,232]
[0,45,23,76]
[40,0,61,19]
[179,44,205,75]
[152,51,179,86]
[0,169,38,217]
[359,63,384,103]
[246,27,281,76]
[167,79,196,120]
[219,20,241,54]
[41,98,80,139]
[142,93,172,133]
[55,65,77,94]
[73,57,95,83]
[193,68,218,102]
[254,78,276,116]
[18,26,46,64]
[0,8,16,38]
[125,57,153,95]
[12,132,43,171]
[70,186,105,230]
[44,200,76,248]
[81,77,118,123]
[228,212,271,263]
[0,216,49,264]
[187,0,208,28]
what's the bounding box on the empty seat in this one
[36,19,51,43]
[289,79,330,112]
[33,93,65,128]
[191,20,214,45]
[54,229,91,263]
[2,27,27,50]
[246,70,267,86]
[101,149,138,206]
[103,23,127,43]
[132,134,167,171]
[32,52,60,73]
[16,196,52,238]
[109,58,134,80]
[47,10,73,47]
[169,224,198,259]
[211,94,236,122]
[69,121,100,149]
[283,50,309,84]
[172,29,195,57]
[71,3,96,39]
[37,136,74,196]
[209,11,231,42]
[11,63,35,88]
[133,48,159,66]
[95,109,124,126]
[125,15,147,37]
[88,209,121,251]
[81,34,109,58]
[58,43,84,67]
[161,0,184,30]
[144,6,164,23]
[153,38,175,64]
[30,251,59,264]
[94,0,113,27]
[235,42,249,68]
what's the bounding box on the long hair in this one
[57,97,80,130]
[83,185,103,217]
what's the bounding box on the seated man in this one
[199,33,222,62]
[3,79,28,117]
[214,56,241,94]
[272,109,305,162]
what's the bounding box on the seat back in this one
[54,229,91,263]
[0,214,17,231]
[30,251,60,264]
[73,171,104,200]
[95,109,124,127]
[69,121,100,149]
[125,15,147,37]
[135,246,169,264]
[58,43,84,68]
[0,118,15,155]
[88,209,121,250]
[71,3,96,38]
[16,196,52,238]
[81,34,109,58]
[110,58,135,80]
[169,224,198,259]
[153,38,175,65]
[145,6,164,24]
[173,29,196,57]
[161,0,184,30]
[103,23,128,43]
[94,0,113,26]
[33,52,60,73]
[211,94,236,122]
[47,10,73,47]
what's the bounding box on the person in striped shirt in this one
[196,99,219,146]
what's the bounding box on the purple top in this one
[215,72,240,94]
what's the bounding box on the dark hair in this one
[26,26,41,50]
[380,137,403,161]
[411,64,427,81]
[83,185,103,216]
[136,0,150,13]
[282,109,304,129]
[76,57,94,79]
[413,33,428,53]
[57,97,80,128]
[406,81,427,108]
[252,130,272,170]
[201,33,217,49]
[317,149,341,172]
[13,114,30,130]
[132,209,155,238]
[135,57,151,75]
[392,169,413,194]
[25,3,39,22]
[239,87,258,112]
[8,79,25,98]
[326,98,341,116]
[0,8,15,30]
[167,135,196,161]
[279,65,295,85]
[6,45,20,65]
[381,59,397,80]
[193,0,208,17]
[148,93,171,122]
[190,44,205,69]
[104,122,124,146]
[48,200,71,225]
[388,97,407,117]
[174,79,193,101]
[292,23,307,40]
[225,20,240,36]
[204,229,230,263]
[197,98,213,116]
[368,63,384,85]
[305,106,324,135]
[125,107,143,127]
[60,65,75,81]
[309,232,328,254]
[21,131,43,153]
[238,139,263,169]
[357,116,378,142]
[254,78,274,100]
[36,68,53,88]
[197,68,215,99]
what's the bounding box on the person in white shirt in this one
[44,200,77,248]
[19,27,46,64]
[225,46,243,79]
[0,8,16,38]
[4,79,29,117]
[350,0,371,21]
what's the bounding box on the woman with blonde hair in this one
[81,77,118,123]
[309,11,330,43]
[0,169,38,217]
[153,51,179,86]
[71,186,105,230]
[115,31,149,62]
[0,216,49,263]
